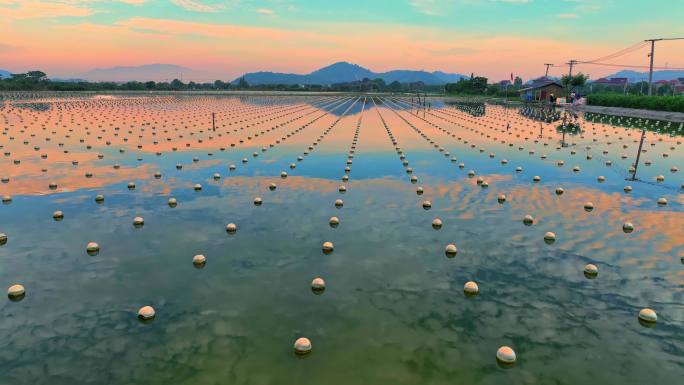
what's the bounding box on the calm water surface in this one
[1,93,683,385]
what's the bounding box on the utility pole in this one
[544,63,554,77]
[646,39,657,96]
[645,38,684,96]
[567,60,578,77]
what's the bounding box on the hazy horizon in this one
[1,0,683,82]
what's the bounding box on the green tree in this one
[237,77,250,89]
[514,76,523,89]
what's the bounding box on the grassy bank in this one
[586,93,684,113]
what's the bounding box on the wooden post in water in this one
[212,112,215,131]
[631,128,646,180]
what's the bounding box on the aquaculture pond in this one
[0,93,683,385]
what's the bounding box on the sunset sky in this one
[1,0,683,82]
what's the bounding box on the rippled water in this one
[1,93,683,385]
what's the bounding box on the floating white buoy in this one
[334,199,343,208]
[294,337,312,355]
[133,216,144,227]
[515,166,522,172]
[445,244,458,258]
[168,197,177,207]
[1,195,11,204]
[656,175,664,182]
[496,346,516,365]
[0,233,6,246]
[311,277,326,293]
[329,216,339,228]
[281,171,288,178]
[269,183,277,191]
[213,173,221,180]
[192,254,206,266]
[410,176,418,184]
[53,210,64,220]
[194,183,202,191]
[624,186,632,193]
[583,202,594,212]
[597,176,605,182]
[464,281,479,296]
[422,200,432,210]
[657,197,667,206]
[432,218,442,229]
[127,182,135,190]
[533,175,541,182]
[497,194,506,203]
[339,185,346,193]
[7,284,25,299]
[544,231,556,244]
[86,242,99,256]
[416,187,424,195]
[623,222,634,233]
[322,241,334,254]
[577,259,598,277]
[523,215,534,226]
[138,306,156,320]
[254,197,263,206]
[154,172,162,179]
[226,223,237,234]
[638,308,657,323]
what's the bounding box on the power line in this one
[577,62,684,70]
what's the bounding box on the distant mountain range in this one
[601,70,684,82]
[0,69,12,79]
[77,64,200,82]
[233,62,468,85]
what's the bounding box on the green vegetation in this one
[560,73,588,95]
[445,74,488,95]
[584,112,684,136]
[0,71,443,93]
[586,93,684,113]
